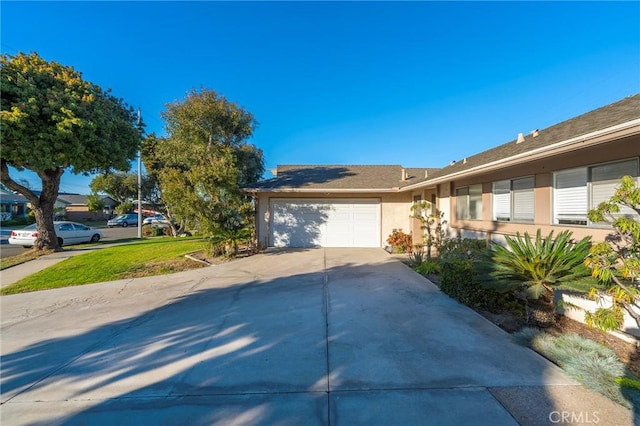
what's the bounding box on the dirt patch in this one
[118,251,232,279]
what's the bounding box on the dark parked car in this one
[107,213,138,228]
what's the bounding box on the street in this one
[0,226,139,259]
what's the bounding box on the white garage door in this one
[271,199,381,248]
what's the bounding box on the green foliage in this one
[1,52,142,250]
[439,236,487,261]
[406,249,426,267]
[115,201,133,215]
[514,329,636,408]
[410,201,447,258]
[584,175,640,331]
[615,377,640,391]
[142,224,167,237]
[440,258,521,313]
[86,193,105,217]
[209,226,252,257]
[415,260,441,275]
[141,89,264,239]
[386,230,413,253]
[480,230,591,299]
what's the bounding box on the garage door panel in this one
[271,199,380,248]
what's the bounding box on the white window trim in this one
[553,157,640,227]
[492,176,534,223]
[456,184,482,220]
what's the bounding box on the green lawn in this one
[1,238,210,295]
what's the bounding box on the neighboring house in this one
[56,193,118,221]
[247,94,640,248]
[0,188,29,221]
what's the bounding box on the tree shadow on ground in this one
[0,251,598,424]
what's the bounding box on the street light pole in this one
[137,109,142,239]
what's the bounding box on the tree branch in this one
[1,159,40,206]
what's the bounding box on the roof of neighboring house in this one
[407,94,640,186]
[34,193,117,206]
[247,165,439,192]
[56,193,88,205]
[0,188,28,204]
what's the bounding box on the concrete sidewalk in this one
[0,248,635,425]
[0,242,128,289]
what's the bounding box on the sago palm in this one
[482,230,591,324]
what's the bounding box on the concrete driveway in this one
[0,249,633,425]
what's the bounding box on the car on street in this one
[142,213,168,225]
[107,213,138,228]
[8,221,104,248]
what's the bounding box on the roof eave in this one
[401,119,640,191]
[244,187,401,194]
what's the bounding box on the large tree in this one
[142,89,264,239]
[1,52,142,250]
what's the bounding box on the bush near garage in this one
[386,230,413,253]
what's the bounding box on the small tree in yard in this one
[141,89,264,243]
[86,193,105,220]
[584,175,640,331]
[410,200,447,258]
[1,52,142,251]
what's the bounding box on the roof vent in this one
[531,129,539,137]
[401,168,407,181]
[424,170,429,178]
[463,158,467,164]
[516,133,525,144]
[449,160,456,166]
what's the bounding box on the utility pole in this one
[137,108,142,239]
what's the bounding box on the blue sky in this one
[2,1,639,194]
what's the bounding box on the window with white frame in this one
[456,184,482,220]
[553,158,639,226]
[492,176,534,222]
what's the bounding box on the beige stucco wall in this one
[254,192,414,248]
[447,135,640,242]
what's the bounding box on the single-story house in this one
[56,193,118,221]
[246,94,640,248]
[0,188,29,221]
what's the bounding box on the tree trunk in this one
[1,160,64,252]
[33,169,64,251]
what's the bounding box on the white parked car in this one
[142,214,168,226]
[9,221,104,248]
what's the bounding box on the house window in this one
[553,158,639,226]
[492,176,534,223]
[456,184,482,220]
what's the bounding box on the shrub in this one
[386,230,413,254]
[142,224,165,237]
[439,236,487,261]
[514,330,635,408]
[478,230,591,326]
[584,175,640,332]
[415,260,441,275]
[440,258,522,313]
[407,249,426,268]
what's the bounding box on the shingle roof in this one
[247,94,639,193]
[413,94,640,185]
[56,193,89,205]
[247,165,439,191]
[0,188,28,203]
